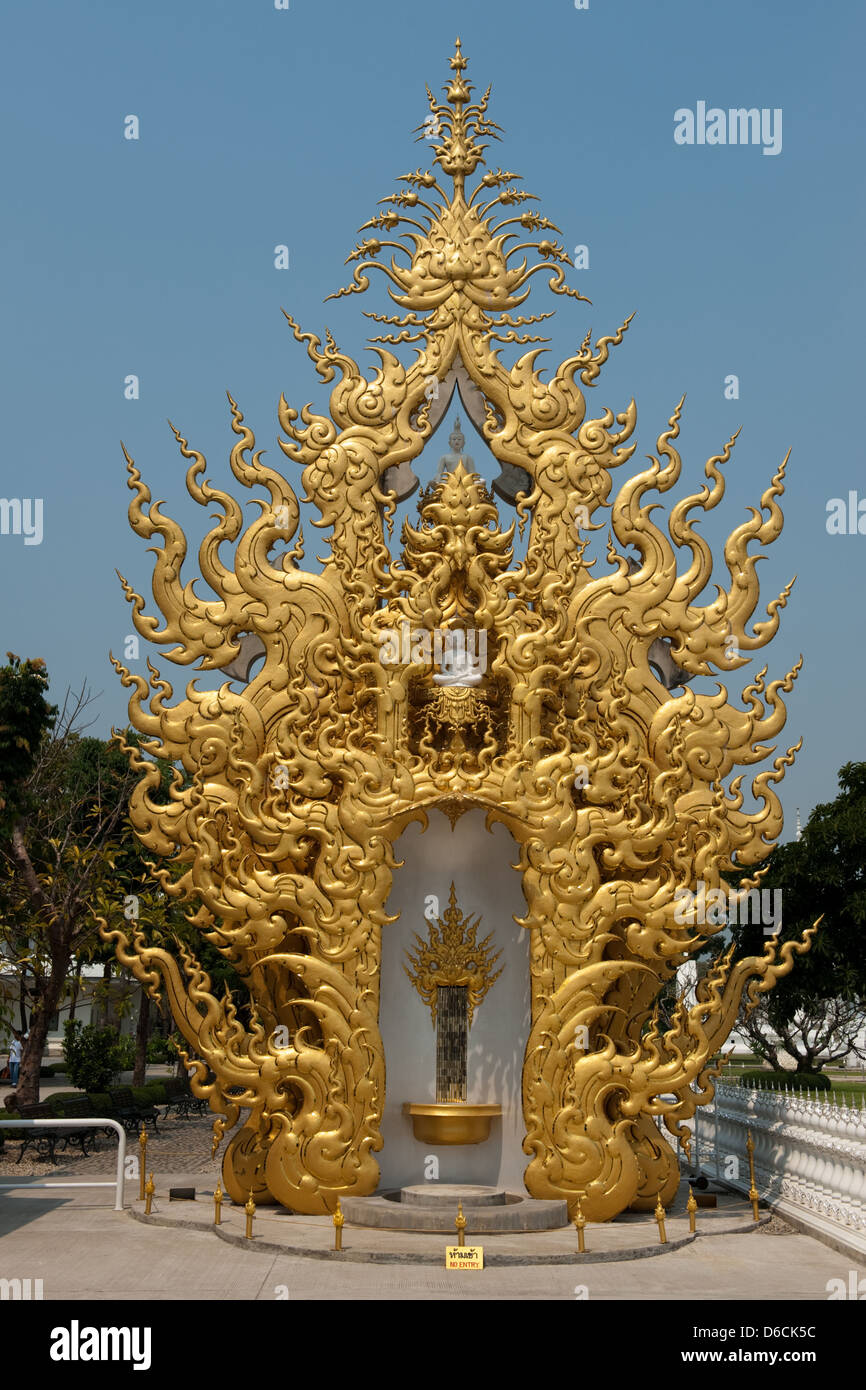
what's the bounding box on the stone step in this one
[399,1184,507,1208]
[341,1189,569,1232]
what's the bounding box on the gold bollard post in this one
[687,1186,698,1233]
[573,1196,586,1253]
[138,1126,147,1201]
[455,1200,466,1248]
[746,1129,760,1221]
[213,1183,223,1226]
[654,1192,667,1245]
[245,1190,256,1239]
[333,1198,344,1251]
[144,1172,154,1215]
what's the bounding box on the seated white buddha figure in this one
[434,417,473,484]
[432,629,487,687]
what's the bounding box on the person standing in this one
[8,1032,22,1086]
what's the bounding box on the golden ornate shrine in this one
[106,40,813,1221]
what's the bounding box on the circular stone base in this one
[127,1176,770,1264]
[399,1184,507,1209]
[341,1187,568,1232]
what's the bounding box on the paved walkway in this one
[0,1110,216,1178]
[0,1182,858,1300]
[3,1173,861,1301]
[1,1118,862,1299]
[127,1176,782,1263]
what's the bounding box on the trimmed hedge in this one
[0,1110,22,1146]
[740,1069,831,1092]
[131,1086,160,1107]
[46,1091,84,1114]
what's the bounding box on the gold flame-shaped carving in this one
[405,883,503,1028]
[104,40,813,1220]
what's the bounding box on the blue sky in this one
[1,0,863,837]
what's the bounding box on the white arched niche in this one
[376,808,531,1191]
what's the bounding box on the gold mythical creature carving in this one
[105,39,813,1220]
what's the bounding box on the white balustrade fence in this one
[655,1081,866,1241]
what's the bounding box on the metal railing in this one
[0,1119,126,1210]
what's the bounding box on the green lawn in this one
[828,1080,866,1103]
[709,1057,866,1102]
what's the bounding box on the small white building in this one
[1,953,140,1060]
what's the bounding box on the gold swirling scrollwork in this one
[105,38,813,1220]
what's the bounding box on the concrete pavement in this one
[1,1175,862,1301]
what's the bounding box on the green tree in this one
[0,654,57,837]
[62,1019,127,1093]
[0,654,58,1035]
[729,762,866,1071]
[0,684,137,1105]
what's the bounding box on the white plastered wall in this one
[376,809,531,1191]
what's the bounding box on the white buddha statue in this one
[435,417,474,483]
[432,629,487,687]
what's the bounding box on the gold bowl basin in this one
[403,1103,502,1145]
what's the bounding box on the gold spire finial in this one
[138,1125,147,1202]
[746,1128,760,1221]
[573,1195,587,1252]
[326,41,588,316]
[455,1200,467,1247]
[654,1191,667,1244]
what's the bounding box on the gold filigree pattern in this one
[105,40,812,1220]
[405,883,503,1027]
